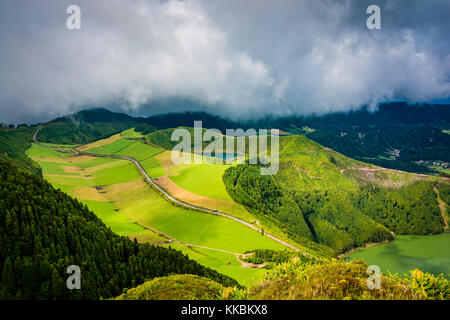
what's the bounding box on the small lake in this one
[343,233,450,277]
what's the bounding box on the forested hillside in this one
[223,135,448,254]
[38,108,141,145]
[0,127,41,175]
[0,159,239,300]
[308,126,450,173]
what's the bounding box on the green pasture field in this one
[83,136,166,177]
[92,160,141,185]
[169,162,255,221]
[165,243,269,287]
[169,163,233,201]
[80,200,146,236]
[141,157,166,178]
[74,157,117,169]
[112,186,285,253]
[156,151,255,221]
[121,128,144,138]
[85,138,135,154]
[26,143,72,158]
[114,140,163,161]
[34,160,82,176]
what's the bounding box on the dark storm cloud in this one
[0,0,449,123]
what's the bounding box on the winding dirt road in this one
[33,127,302,253]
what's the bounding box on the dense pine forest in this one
[0,159,239,300]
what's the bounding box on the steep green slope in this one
[0,127,41,175]
[223,135,448,255]
[0,159,240,300]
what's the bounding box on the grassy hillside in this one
[0,127,41,175]
[120,128,144,138]
[3,107,450,300]
[223,134,449,255]
[0,158,239,300]
[154,151,255,222]
[46,126,448,259]
[164,243,270,287]
[0,108,155,176]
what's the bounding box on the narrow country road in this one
[33,127,303,253]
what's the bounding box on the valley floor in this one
[26,131,290,286]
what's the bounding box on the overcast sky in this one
[1,0,449,124]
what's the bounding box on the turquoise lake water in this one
[344,233,450,277]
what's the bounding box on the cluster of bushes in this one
[249,258,449,300]
[115,274,246,300]
[133,123,156,135]
[243,249,313,266]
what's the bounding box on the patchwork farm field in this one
[165,243,269,287]
[26,143,154,238]
[120,128,144,138]
[155,151,255,222]
[26,131,288,286]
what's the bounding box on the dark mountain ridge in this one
[2,102,449,175]
[44,102,450,174]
